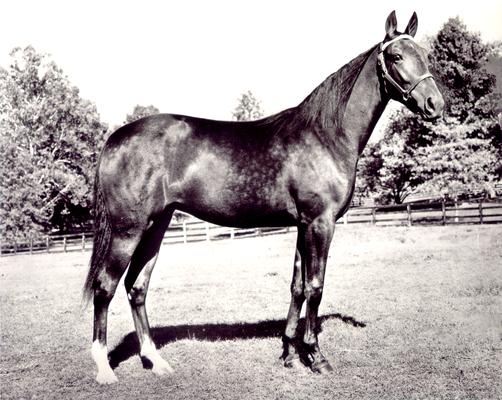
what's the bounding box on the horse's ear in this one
[405,12,418,37]
[385,10,398,38]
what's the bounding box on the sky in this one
[1,0,501,128]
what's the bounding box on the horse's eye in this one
[392,54,403,62]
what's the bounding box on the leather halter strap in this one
[377,35,433,101]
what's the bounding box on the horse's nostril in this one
[425,96,445,117]
[426,97,436,113]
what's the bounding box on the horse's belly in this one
[176,176,296,227]
[163,148,297,227]
[187,205,298,228]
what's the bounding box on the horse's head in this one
[378,11,444,120]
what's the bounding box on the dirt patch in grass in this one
[1,224,501,399]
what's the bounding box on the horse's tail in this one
[82,168,112,307]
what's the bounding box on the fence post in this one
[343,212,348,225]
[14,241,17,255]
[230,228,235,240]
[182,221,187,244]
[81,233,86,251]
[407,204,412,226]
[46,236,50,253]
[257,228,262,236]
[454,200,459,223]
[205,222,210,241]
[479,201,483,224]
[371,208,376,225]
[63,236,67,252]
[441,199,446,225]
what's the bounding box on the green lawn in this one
[1,224,501,399]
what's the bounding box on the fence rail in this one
[2,199,501,256]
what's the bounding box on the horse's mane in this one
[231,44,378,142]
[252,44,378,134]
[295,44,378,130]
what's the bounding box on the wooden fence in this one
[2,199,501,256]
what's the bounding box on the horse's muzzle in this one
[422,94,444,121]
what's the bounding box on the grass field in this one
[1,224,501,399]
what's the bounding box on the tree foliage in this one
[429,18,499,123]
[358,109,429,204]
[0,46,107,241]
[124,104,160,124]
[358,18,501,204]
[232,90,264,121]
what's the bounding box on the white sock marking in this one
[140,335,173,375]
[92,340,117,384]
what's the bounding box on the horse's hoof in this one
[311,360,333,374]
[151,359,174,376]
[284,356,304,369]
[96,370,118,384]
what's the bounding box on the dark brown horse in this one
[83,11,444,383]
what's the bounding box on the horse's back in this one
[97,113,300,227]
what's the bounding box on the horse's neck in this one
[341,47,388,157]
[293,45,388,163]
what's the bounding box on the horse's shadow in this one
[108,313,366,369]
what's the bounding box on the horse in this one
[83,10,444,383]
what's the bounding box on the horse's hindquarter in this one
[98,115,180,228]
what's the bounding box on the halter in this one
[377,34,433,101]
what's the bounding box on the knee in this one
[93,276,117,304]
[291,283,304,299]
[127,285,147,306]
[304,280,323,302]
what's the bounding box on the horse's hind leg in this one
[124,213,173,376]
[92,234,141,384]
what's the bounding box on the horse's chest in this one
[288,150,355,215]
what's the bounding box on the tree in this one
[419,18,501,196]
[0,46,108,241]
[413,116,500,197]
[357,108,426,204]
[358,18,501,204]
[124,104,160,124]
[232,90,264,121]
[429,18,499,123]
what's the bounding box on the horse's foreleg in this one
[124,217,173,376]
[302,214,335,374]
[283,231,306,368]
